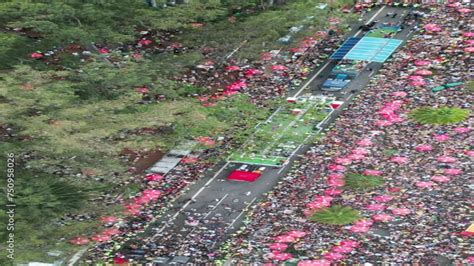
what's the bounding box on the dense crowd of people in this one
[220,4,473,265]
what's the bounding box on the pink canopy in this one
[391,91,407,97]
[145,173,164,181]
[415,69,433,76]
[287,230,307,238]
[91,234,111,242]
[334,157,352,165]
[244,68,263,76]
[69,236,90,245]
[415,144,433,152]
[271,65,288,71]
[457,8,472,13]
[142,189,162,199]
[444,168,463,176]
[373,195,394,203]
[347,153,365,160]
[409,80,426,86]
[100,216,119,224]
[226,81,247,91]
[375,120,393,127]
[462,32,474,37]
[269,243,288,251]
[372,213,394,222]
[324,188,343,196]
[464,150,474,157]
[225,65,241,72]
[352,148,369,155]
[30,52,43,59]
[313,196,333,204]
[272,252,293,261]
[465,40,474,45]
[464,47,474,53]
[275,235,296,243]
[436,155,456,163]
[354,219,373,227]
[431,175,451,183]
[414,60,431,66]
[365,204,386,211]
[328,164,346,172]
[357,138,373,147]
[98,48,109,54]
[331,245,353,253]
[298,259,331,266]
[102,228,121,236]
[328,173,344,179]
[327,178,345,187]
[340,240,360,248]
[434,134,450,142]
[453,127,470,134]
[348,225,370,233]
[415,181,434,188]
[424,24,442,32]
[391,208,411,216]
[323,252,345,261]
[307,201,331,209]
[408,75,424,81]
[390,156,408,164]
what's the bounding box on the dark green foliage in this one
[409,107,469,125]
[309,205,360,225]
[345,173,384,190]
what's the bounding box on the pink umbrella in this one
[138,39,152,46]
[102,228,121,236]
[408,75,424,81]
[391,91,407,97]
[314,196,333,204]
[352,148,369,155]
[391,208,411,216]
[135,87,149,94]
[123,203,141,211]
[98,48,109,54]
[269,243,288,251]
[462,32,474,37]
[323,252,345,261]
[100,216,119,224]
[424,24,442,32]
[415,181,434,188]
[298,259,331,266]
[91,234,111,242]
[348,225,370,233]
[457,8,472,13]
[387,187,401,193]
[373,195,394,203]
[431,175,451,183]
[142,189,161,199]
[390,156,409,164]
[223,90,238,96]
[465,40,474,45]
[464,47,474,53]
[434,134,450,142]
[271,65,288,71]
[225,65,241,72]
[324,188,343,196]
[409,80,426,86]
[340,240,360,248]
[327,178,345,187]
[363,169,382,176]
[347,153,365,160]
[453,127,470,134]
[415,69,433,76]
[145,173,164,181]
[436,156,456,163]
[275,235,296,243]
[331,245,353,253]
[415,144,433,152]
[328,173,344,179]
[328,164,346,172]
[244,68,263,76]
[372,213,394,222]
[464,150,474,157]
[335,157,352,165]
[365,204,386,211]
[133,195,152,205]
[69,236,90,245]
[375,120,393,127]
[307,201,331,209]
[30,52,43,59]
[414,60,431,66]
[272,252,293,261]
[288,230,307,238]
[444,168,463,176]
[446,3,461,7]
[354,219,373,227]
[357,138,373,147]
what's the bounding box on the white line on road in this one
[226,197,257,230]
[204,193,229,218]
[68,247,87,266]
[354,5,386,37]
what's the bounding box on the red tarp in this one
[227,170,261,182]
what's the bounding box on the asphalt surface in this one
[123,5,418,263]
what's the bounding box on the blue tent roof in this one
[343,37,402,63]
[330,37,362,60]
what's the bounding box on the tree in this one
[409,107,469,125]
[345,173,384,190]
[309,205,360,225]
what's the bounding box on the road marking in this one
[354,5,386,37]
[226,197,257,230]
[294,61,331,97]
[68,247,87,266]
[204,193,229,218]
